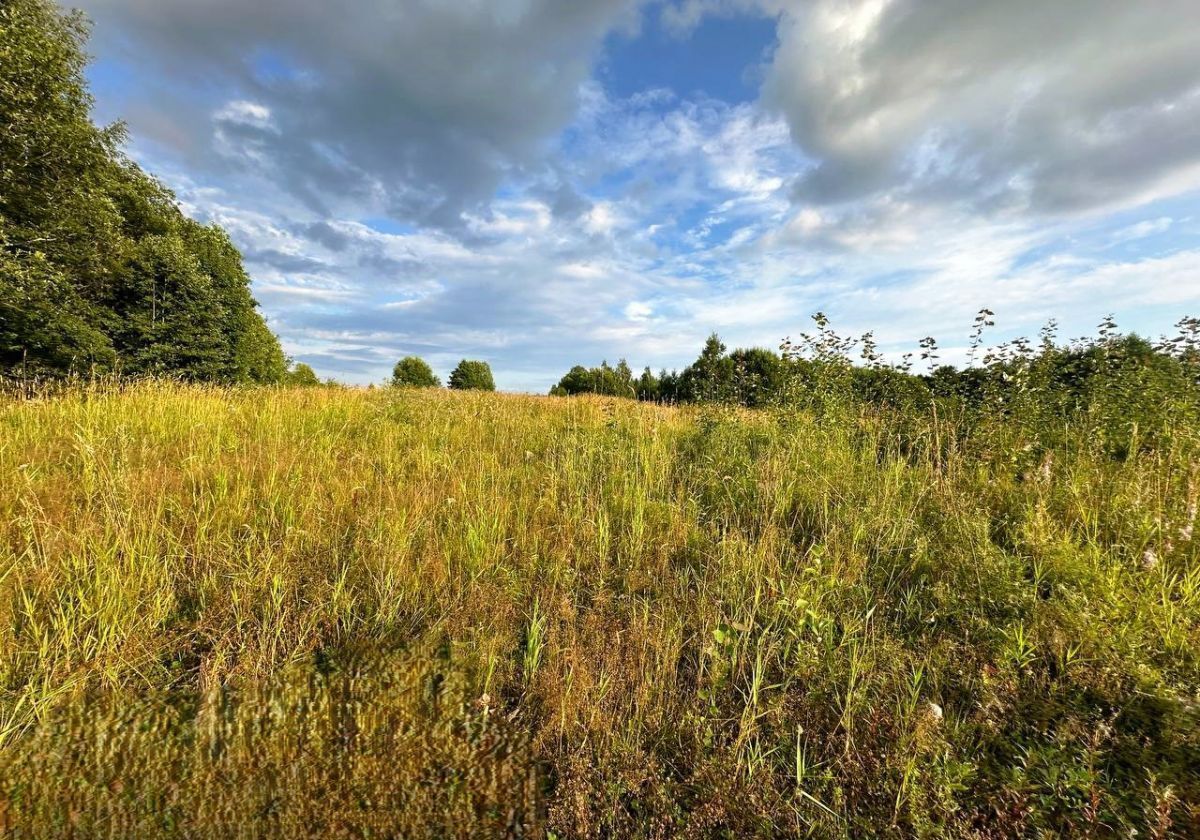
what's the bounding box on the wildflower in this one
[928,702,944,722]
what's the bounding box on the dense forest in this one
[0,0,288,383]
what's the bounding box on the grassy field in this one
[1,383,1198,837]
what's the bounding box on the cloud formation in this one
[78,0,1200,386]
[762,0,1200,214]
[83,0,641,226]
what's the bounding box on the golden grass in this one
[1,383,1197,836]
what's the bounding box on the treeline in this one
[1,0,291,383]
[551,312,1200,454]
[549,337,787,406]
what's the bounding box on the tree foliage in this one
[550,313,1200,460]
[283,363,320,387]
[448,360,495,391]
[391,356,440,388]
[0,0,285,382]
[549,359,636,398]
[550,338,785,408]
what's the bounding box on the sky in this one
[78,0,1200,390]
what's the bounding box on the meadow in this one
[0,381,1198,837]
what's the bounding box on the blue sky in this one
[599,10,775,103]
[78,0,1200,389]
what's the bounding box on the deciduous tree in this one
[448,360,495,391]
[392,356,440,388]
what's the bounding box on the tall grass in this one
[1,382,1197,836]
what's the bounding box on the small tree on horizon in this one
[448,359,495,391]
[391,355,440,388]
[283,362,320,387]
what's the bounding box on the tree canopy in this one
[0,0,286,383]
[548,359,636,398]
[448,360,495,391]
[283,363,321,387]
[549,340,785,407]
[391,356,440,388]
[546,315,1200,461]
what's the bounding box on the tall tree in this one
[549,365,592,396]
[677,333,733,402]
[636,366,660,401]
[549,359,639,398]
[0,0,286,383]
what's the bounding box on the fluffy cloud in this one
[155,87,808,387]
[762,0,1200,215]
[79,0,1200,387]
[80,0,642,227]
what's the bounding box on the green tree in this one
[550,365,592,396]
[677,333,733,402]
[1,0,121,376]
[391,356,441,388]
[591,361,621,396]
[0,0,124,285]
[0,241,115,377]
[636,366,660,401]
[0,0,286,383]
[181,220,286,383]
[283,362,320,387]
[728,347,786,407]
[657,369,680,402]
[236,315,289,384]
[549,359,640,398]
[106,234,226,379]
[613,359,634,396]
[448,360,495,391]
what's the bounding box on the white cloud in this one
[255,284,355,302]
[624,301,653,321]
[584,202,620,235]
[660,0,769,36]
[560,262,607,279]
[214,100,274,129]
[1110,217,1173,245]
[79,0,644,227]
[762,0,1200,216]
[81,0,1200,389]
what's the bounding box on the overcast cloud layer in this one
[79,0,1200,388]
